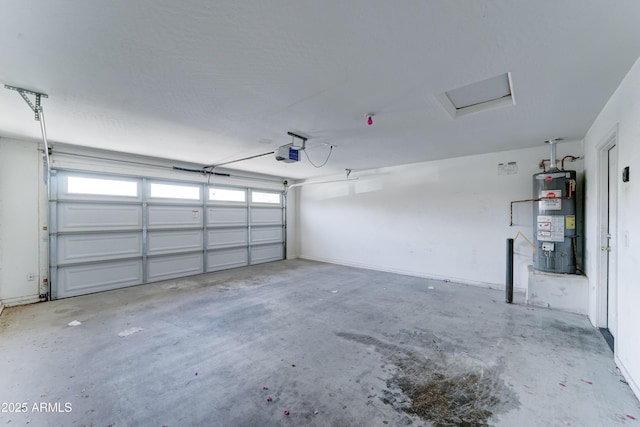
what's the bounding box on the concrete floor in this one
[1,259,638,427]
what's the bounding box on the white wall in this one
[285,186,300,259]
[298,141,583,291]
[583,56,640,399]
[0,138,42,306]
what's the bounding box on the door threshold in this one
[599,328,614,352]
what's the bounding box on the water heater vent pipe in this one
[545,138,563,171]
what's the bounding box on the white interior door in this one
[606,144,618,338]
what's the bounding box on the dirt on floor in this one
[338,331,518,426]
[396,369,500,426]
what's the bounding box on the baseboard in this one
[1,294,42,307]
[615,355,640,403]
[298,255,526,294]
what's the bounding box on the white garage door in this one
[50,171,284,299]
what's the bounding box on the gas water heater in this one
[532,140,578,274]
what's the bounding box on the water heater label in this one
[539,189,562,210]
[566,215,576,230]
[537,215,565,242]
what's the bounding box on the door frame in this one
[595,125,618,339]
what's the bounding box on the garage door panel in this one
[148,253,204,282]
[251,244,283,264]
[207,248,248,271]
[207,207,247,227]
[250,208,282,225]
[58,203,142,232]
[58,233,142,264]
[148,206,203,229]
[251,226,283,244]
[208,228,247,249]
[52,172,284,299]
[57,260,143,298]
[147,230,203,255]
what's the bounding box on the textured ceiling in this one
[2,1,640,179]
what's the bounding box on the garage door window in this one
[209,187,246,202]
[251,191,281,204]
[68,176,138,197]
[150,183,200,200]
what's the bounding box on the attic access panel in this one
[438,73,515,118]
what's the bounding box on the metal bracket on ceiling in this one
[4,84,52,182]
[4,84,49,121]
[287,131,308,149]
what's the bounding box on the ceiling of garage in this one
[2,1,640,180]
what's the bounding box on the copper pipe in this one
[509,179,575,226]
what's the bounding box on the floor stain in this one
[337,331,518,426]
